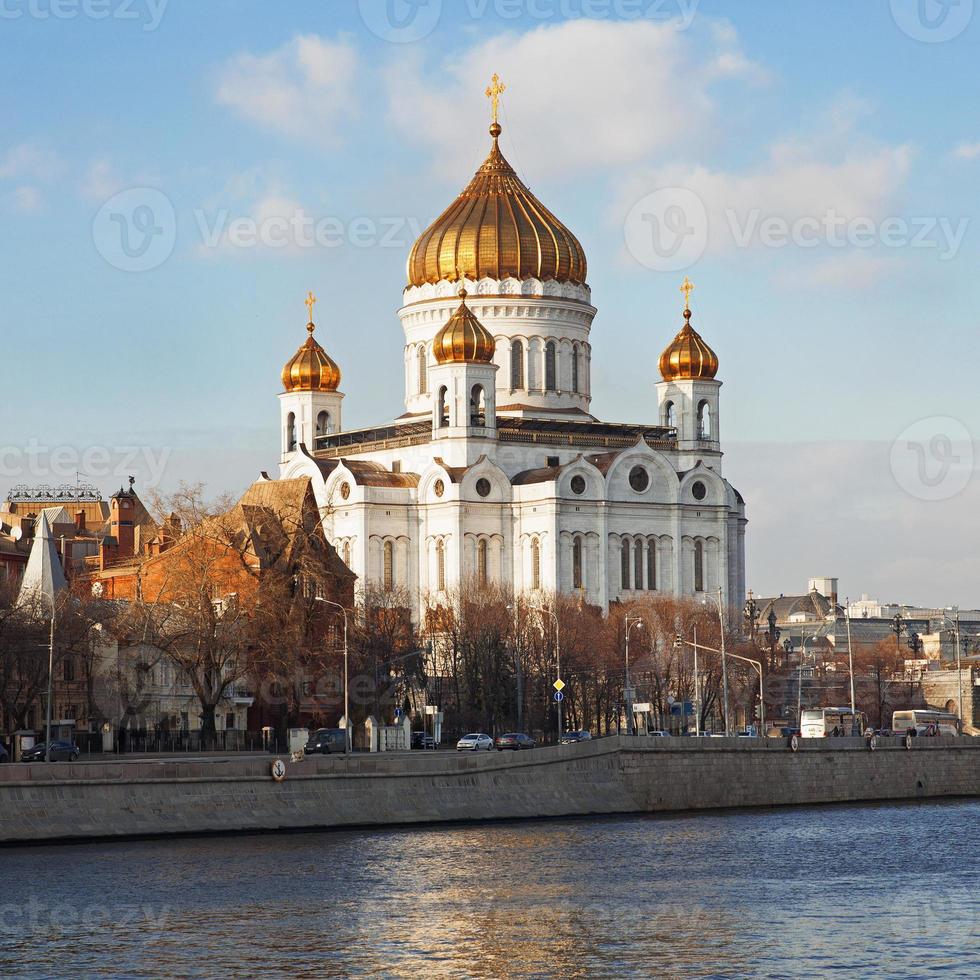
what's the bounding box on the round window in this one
[628,466,650,493]
[570,475,586,496]
[339,482,351,500]
[476,478,492,498]
[433,479,445,499]
[692,480,707,501]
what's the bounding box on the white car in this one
[456,733,494,752]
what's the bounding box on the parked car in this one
[304,728,348,755]
[456,733,493,752]
[495,733,536,751]
[648,730,672,737]
[21,740,79,762]
[560,730,592,744]
[411,731,437,750]
[0,741,8,763]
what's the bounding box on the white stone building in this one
[277,117,747,620]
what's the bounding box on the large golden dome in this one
[433,288,496,364]
[282,320,341,392]
[407,122,587,288]
[658,308,719,381]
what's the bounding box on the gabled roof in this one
[17,511,66,609]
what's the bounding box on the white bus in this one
[801,707,868,738]
[892,710,960,736]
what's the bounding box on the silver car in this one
[456,733,493,752]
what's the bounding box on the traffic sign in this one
[553,678,565,693]
[554,691,564,703]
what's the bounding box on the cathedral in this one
[277,82,746,620]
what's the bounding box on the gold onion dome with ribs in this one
[282,293,342,392]
[433,287,496,364]
[658,283,719,380]
[406,120,588,288]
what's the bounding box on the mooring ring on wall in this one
[271,759,287,782]
[904,733,914,750]
[868,735,878,752]
[789,734,800,752]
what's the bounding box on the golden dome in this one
[433,288,496,364]
[407,123,587,288]
[282,321,341,392]
[658,309,719,381]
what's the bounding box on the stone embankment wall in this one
[0,736,977,845]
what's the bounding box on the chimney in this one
[75,510,86,532]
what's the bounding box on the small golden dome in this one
[658,309,719,381]
[433,288,496,364]
[282,321,342,392]
[407,123,587,288]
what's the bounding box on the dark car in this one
[21,740,79,762]
[304,728,348,755]
[411,731,437,750]
[560,730,592,744]
[0,742,8,763]
[495,733,536,751]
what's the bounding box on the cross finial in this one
[485,72,506,126]
[305,291,317,325]
[680,276,694,313]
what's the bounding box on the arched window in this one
[545,341,557,391]
[634,539,644,591]
[647,540,657,591]
[316,410,330,438]
[417,345,427,395]
[477,539,489,588]
[571,344,580,394]
[286,412,297,451]
[342,541,351,568]
[436,540,446,592]
[383,540,394,590]
[510,339,525,389]
[531,539,541,591]
[694,540,704,593]
[438,386,449,427]
[697,400,711,439]
[470,385,486,427]
[664,401,676,429]
[572,536,583,590]
[621,539,631,591]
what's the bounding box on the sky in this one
[1,0,977,607]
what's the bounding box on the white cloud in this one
[953,141,980,160]
[215,34,359,146]
[384,19,765,180]
[8,185,43,213]
[0,143,62,181]
[80,159,124,202]
[781,254,902,290]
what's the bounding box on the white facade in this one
[279,273,746,620]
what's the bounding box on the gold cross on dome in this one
[680,276,694,312]
[485,73,506,125]
[305,291,317,323]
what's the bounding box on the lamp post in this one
[315,597,350,754]
[624,614,644,736]
[844,598,857,724]
[703,588,729,735]
[532,605,561,743]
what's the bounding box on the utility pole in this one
[845,598,857,731]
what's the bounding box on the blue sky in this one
[1,0,978,606]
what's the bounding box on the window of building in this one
[62,658,75,683]
[621,539,631,590]
[531,539,541,590]
[286,412,297,451]
[476,478,492,498]
[511,340,525,389]
[694,540,704,593]
[477,539,489,588]
[697,400,711,439]
[470,385,486,427]
[545,341,557,391]
[647,541,657,591]
[316,410,331,438]
[664,401,676,428]
[634,539,644,591]
[571,344,580,393]
[629,466,650,493]
[438,387,449,427]
[418,345,427,394]
[383,540,394,590]
[436,540,446,592]
[572,537,583,590]
[343,541,351,568]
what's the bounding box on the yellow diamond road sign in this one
[553,679,565,693]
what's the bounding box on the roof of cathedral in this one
[511,463,564,486]
[432,288,496,364]
[310,455,420,489]
[406,121,587,288]
[758,590,839,622]
[282,319,341,393]
[659,307,719,382]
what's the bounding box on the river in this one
[1,799,977,978]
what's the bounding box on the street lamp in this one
[682,635,765,735]
[532,605,561,743]
[315,597,350,754]
[743,589,760,645]
[703,588,730,736]
[624,614,644,736]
